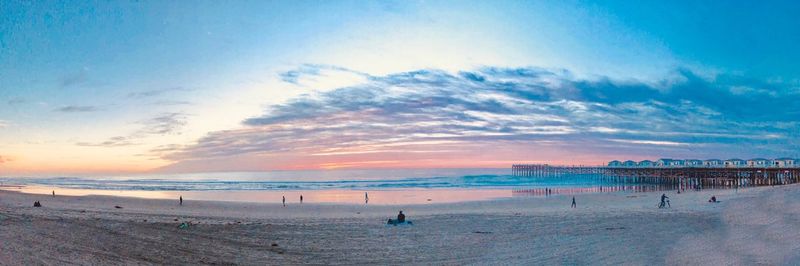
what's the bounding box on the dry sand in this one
[1,185,799,265]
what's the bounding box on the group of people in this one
[277,192,369,207]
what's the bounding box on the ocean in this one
[0,168,680,204]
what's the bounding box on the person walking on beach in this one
[282,196,286,207]
[300,195,303,204]
[571,197,576,208]
[52,190,55,197]
[365,192,369,204]
[179,196,183,206]
[660,193,670,208]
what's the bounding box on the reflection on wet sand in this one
[5,185,513,205]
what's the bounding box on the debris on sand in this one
[114,206,123,209]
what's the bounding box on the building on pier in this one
[747,158,770,167]
[638,160,654,167]
[622,160,637,167]
[608,160,621,167]
[773,158,797,167]
[725,159,746,167]
[655,158,674,167]
[704,159,723,167]
[685,159,703,166]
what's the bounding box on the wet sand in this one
[1,185,799,265]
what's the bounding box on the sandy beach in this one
[2,185,799,265]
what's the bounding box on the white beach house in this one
[638,160,654,167]
[747,158,770,167]
[725,159,746,167]
[703,159,723,167]
[685,159,703,167]
[772,158,797,167]
[655,159,674,167]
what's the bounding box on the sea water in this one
[0,168,679,204]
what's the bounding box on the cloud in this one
[150,100,193,106]
[76,136,138,147]
[0,120,7,128]
[7,98,26,105]
[127,87,191,98]
[137,112,188,135]
[55,105,99,112]
[59,69,88,88]
[160,66,800,169]
[279,64,370,92]
[76,113,189,147]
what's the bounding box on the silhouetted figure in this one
[660,194,670,208]
[365,192,369,204]
[571,197,576,208]
[282,196,286,207]
[397,211,405,223]
[33,201,41,207]
[709,196,717,203]
[179,196,183,206]
[300,195,303,204]
[52,191,55,197]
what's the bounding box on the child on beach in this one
[571,197,576,208]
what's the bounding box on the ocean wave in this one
[0,172,622,191]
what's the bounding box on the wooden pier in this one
[512,164,800,190]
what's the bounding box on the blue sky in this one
[1,0,799,174]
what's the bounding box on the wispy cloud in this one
[127,87,191,98]
[76,136,138,147]
[59,69,88,88]
[7,98,26,105]
[160,65,800,169]
[55,105,99,113]
[136,112,188,135]
[76,113,189,147]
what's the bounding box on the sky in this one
[1,0,799,175]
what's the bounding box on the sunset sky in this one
[2,1,799,175]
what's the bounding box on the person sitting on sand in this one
[388,211,411,225]
[709,196,717,203]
